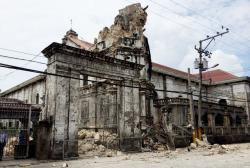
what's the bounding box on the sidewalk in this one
[0,159,49,167]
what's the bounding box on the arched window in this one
[36,93,39,104]
[215,113,224,126]
[218,99,227,106]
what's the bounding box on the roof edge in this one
[0,75,46,96]
[211,76,250,85]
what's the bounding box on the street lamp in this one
[209,63,219,69]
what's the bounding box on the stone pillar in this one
[46,62,79,159]
[207,113,215,127]
[66,70,80,157]
[139,90,147,130]
[223,112,230,127]
[107,86,118,130]
[119,80,141,151]
[139,80,155,126]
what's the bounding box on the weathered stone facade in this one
[1,3,250,158]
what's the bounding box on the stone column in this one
[223,112,230,127]
[139,80,155,126]
[107,86,118,130]
[46,62,79,159]
[207,112,215,127]
[119,80,141,151]
[139,90,146,130]
[66,70,80,157]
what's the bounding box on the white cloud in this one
[210,50,244,76]
[178,49,244,76]
[0,0,249,91]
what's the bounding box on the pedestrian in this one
[0,126,7,161]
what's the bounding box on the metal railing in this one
[203,126,250,136]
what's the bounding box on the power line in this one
[0,47,44,58]
[124,0,205,34]
[0,62,189,95]
[0,54,46,65]
[148,9,204,34]
[0,52,44,80]
[1,52,250,88]
[1,51,249,78]
[0,62,249,103]
[147,0,250,53]
[144,1,248,55]
[168,0,250,44]
[148,0,218,33]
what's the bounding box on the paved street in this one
[1,143,250,168]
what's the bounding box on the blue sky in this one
[0,0,250,91]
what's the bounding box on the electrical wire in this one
[1,52,250,100]
[168,0,250,44]
[0,54,46,65]
[1,51,250,80]
[0,47,44,58]
[0,52,44,80]
[147,0,250,53]
[0,62,249,103]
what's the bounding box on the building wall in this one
[151,72,194,99]
[3,79,46,120]
[151,72,164,98]
[3,80,46,105]
[207,82,250,123]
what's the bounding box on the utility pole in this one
[194,27,229,140]
[187,68,194,128]
[187,68,195,141]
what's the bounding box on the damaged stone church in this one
[1,3,250,159]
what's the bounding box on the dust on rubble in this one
[77,129,172,158]
[4,137,18,157]
[188,138,240,156]
[78,129,118,157]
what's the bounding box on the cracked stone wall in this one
[208,82,250,123]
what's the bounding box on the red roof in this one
[152,62,197,80]
[198,69,238,82]
[152,62,238,83]
[68,36,93,50]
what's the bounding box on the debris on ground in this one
[189,138,240,155]
[190,143,196,149]
[62,163,68,167]
[142,125,175,151]
[78,129,118,157]
[4,137,18,157]
[18,163,31,167]
[195,138,209,147]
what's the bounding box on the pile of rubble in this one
[142,126,174,152]
[78,129,118,157]
[189,138,240,155]
[4,137,18,157]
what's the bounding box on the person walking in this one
[0,126,7,161]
